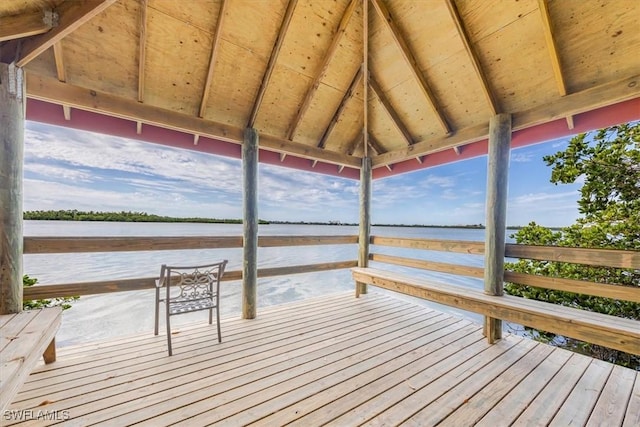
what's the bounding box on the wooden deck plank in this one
[399,339,539,426]
[4,292,637,427]
[587,365,637,426]
[11,295,411,413]
[119,313,455,426]
[438,343,555,426]
[271,329,485,427]
[19,293,400,393]
[548,359,614,426]
[623,375,640,427]
[474,348,574,426]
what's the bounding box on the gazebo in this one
[1,0,639,424]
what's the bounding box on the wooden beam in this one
[453,146,461,155]
[346,133,363,156]
[52,42,71,120]
[367,133,386,155]
[338,165,345,174]
[369,74,413,145]
[247,0,298,127]
[538,0,574,129]
[286,0,358,140]
[483,113,512,343]
[0,63,25,314]
[137,0,147,103]
[372,74,640,168]
[356,156,372,297]
[16,0,117,67]
[317,65,363,149]
[363,0,369,158]
[136,121,143,134]
[242,128,259,319]
[279,152,287,162]
[199,0,227,118]
[444,0,498,115]
[0,9,57,42]
[193,134,199,145]
[26,73,362,168]
[370,0,451,135]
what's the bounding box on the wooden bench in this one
[0,307,63,413]
[352,267,640,355]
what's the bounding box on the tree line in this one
[22,210,267,224]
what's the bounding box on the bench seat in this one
[0,307,62,413]
[352,267,639,355]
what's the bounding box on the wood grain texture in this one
[357,156,372,296]
[242,128,259,319]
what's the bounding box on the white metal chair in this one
[154,260,227,356]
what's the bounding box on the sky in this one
[22,121,584,227]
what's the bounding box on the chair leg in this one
[154,288,160,336]
[166,313,172,356]
[216,307,222,343]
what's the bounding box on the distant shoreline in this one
[23,210,554,230]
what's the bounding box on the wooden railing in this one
[23,235,358,300]
[369,236,640,304]
[24,234,639,304]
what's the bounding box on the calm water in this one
[24,221,508,347]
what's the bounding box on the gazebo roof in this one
[1,0,639,179]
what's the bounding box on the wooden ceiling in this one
[1,0,639,179]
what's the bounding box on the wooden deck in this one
[5,292,639,426]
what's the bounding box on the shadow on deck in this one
[5,292,639,426]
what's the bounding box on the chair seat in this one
[169,297,216,315]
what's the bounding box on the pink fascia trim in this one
[25,99,360,179]
[373,98,640,179]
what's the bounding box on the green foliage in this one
[22,275,79,311]
[505,123,640,369]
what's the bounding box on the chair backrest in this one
[160,260,228,302]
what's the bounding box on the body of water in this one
[24,221,512,347]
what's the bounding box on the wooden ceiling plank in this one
[370,0,452,135]
[25,74,362,168]
[372,73,640,167]
[317,65,363,149]
[247,0,298,128]
[137,0,147,104]
[286,0,358,140]
[369,74,413,145]
[445,0,499,115]
[198,0,228,118]
[0,9,57,43]
[538,0,574,129]
[16,0,118,67]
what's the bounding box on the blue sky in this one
[23,121,583,227]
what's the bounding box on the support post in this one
[356,156,372,297]
[242,128,258,319]
[0,62,25,314]
[483,113,511,342]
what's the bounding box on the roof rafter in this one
[199,0,228,118]
[346,132,364,156]
[286,0,358,141]
[16,0,117,67]
[538,0,574,129]
[0,9,57,42]
[52,41,71,120]
[26,73,361,168]
[372,73,640,167]
[370,0,452,135]
[247,0,298,128]
[444,0,498,115]
[317,64,363,149]
[369,74,413,145]
[137,0,147,103]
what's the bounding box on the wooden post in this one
[242,128,258,319]
[0,62,25,314]
[483,113,512,342]
[356,156,372,297]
